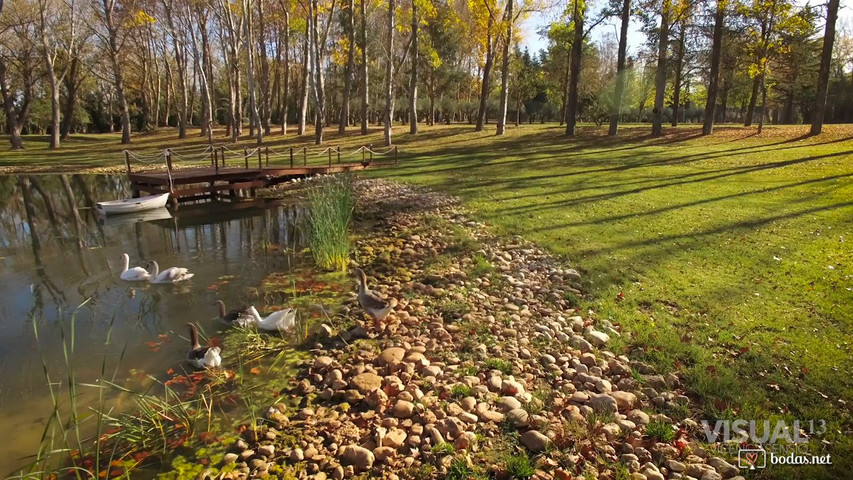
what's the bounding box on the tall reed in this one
[306,174,354,271]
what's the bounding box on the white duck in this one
[119,253,150,281]
[147,260,194,284]
[185,322,221,369]
[245,305,297,332]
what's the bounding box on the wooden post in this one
[258,148,263,170]
[166,149,173,172]
[394,145,398,164]
[337,146,341,164]
[328,147,332,167]
[290,147,294,168]
[369,148,373,164]
[210,148,215,168]
[303,147,307,166]
[222,148,227,167]
[361,146,366,166]
[124,151,132,175]
[244,147,249,169]
[265,147,270,167]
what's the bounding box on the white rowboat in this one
[96,193,170,215]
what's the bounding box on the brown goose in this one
[213,300,252,327]
[354,268,397,325]
[185,322,221,369]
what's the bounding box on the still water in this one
[0,174,308,473]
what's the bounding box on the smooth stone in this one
[520,430,550,453]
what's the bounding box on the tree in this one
[339,0,356,133]
[409,0,419,134]
[97,0,133,144]
[0,1,37,149]
[651,0,671,137]
[383,0,395,145]
[608,0,631,135]
[703,0,726,135]
[496,0,513,135]
[565,0,585,136]
[475,0,498,131]
[810,0,839,135]
[360,0,369,135]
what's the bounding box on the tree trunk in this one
[282,11,290,135]
[475,14,494,132]
[565,0,584,136]
[298,14,310,136]
[383,0,395,146]
[409,0,419,134]
[38,2,61,149]
[0,57,31,150]
[496,0,513,136]
[671,20,686,127]
[340,0,356,133]
[810,0,839,135]
[360,0,369,135]
[702,0,725,135]
[608,0,631,136]
[102,0,132,143]
[243,0,263,145]
[61,57,80,139]
[757,75,767,133]
[310,0,327,145]
[651,0,670,138]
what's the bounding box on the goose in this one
[214,300,253,327]
[119,253,150,281]
[354,268,397,324]
[185,322,221,369]
[245,305,297,332]
[147,260,194,284]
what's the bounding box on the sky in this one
[518,2,853,59]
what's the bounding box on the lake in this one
[0,174,313,474]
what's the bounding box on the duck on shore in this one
[354,268,397,327]
[244,305,297,332]
[214,300,252,327]
[185,322,221,369]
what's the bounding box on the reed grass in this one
[305,174,354,271]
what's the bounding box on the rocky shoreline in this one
[196,179,744,480]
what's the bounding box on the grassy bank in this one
[4,123,853,470]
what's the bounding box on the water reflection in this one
[0,174,307,473]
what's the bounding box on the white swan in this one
[185,323,221,369]
[148,260,194,284]
[245,305,297,332]
[119,253,150,281]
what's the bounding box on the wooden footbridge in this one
[123,144,397,203]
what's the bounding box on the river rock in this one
[379,347,406,366]
[392,400,415,418]
[520,430,550,452]
[351,372,383,394]
[611,391,637,410]
[339,445,375,471]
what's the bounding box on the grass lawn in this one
[3,122,853,476]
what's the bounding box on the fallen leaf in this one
[250,367,262,375]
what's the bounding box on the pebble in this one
[520,430,550,452]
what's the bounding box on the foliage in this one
[504,454,536,479]
[306,174,354,271]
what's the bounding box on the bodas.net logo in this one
[738,447,767,470]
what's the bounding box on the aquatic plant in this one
[306,174,354,271]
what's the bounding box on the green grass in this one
[644,420,677,443]
[504,454,536,479]
[6,122,853,477]
[484,358,513,374]
[306,174,354,271]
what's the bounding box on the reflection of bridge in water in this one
[124,144,397,204]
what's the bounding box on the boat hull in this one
[96,193,170,215]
